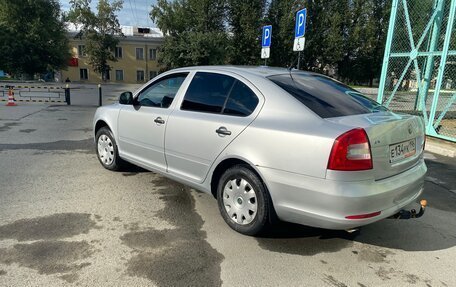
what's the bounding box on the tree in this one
[150,0,228,69]
[264,0,299,68]
[0,0,69,78]
[68,0,123,81]
[337,0,391,86]
[227,0,267,65]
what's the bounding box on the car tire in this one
[217,165,270,236]
[95,127,123,171]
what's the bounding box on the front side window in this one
[136,73,188,108]
[268,73,388,118]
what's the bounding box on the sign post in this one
[261,25,272,65]
[293,8,307,69]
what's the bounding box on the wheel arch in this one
[210,156,278,224]
[94,119,113,137]
[210,157,267,197]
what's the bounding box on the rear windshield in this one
[268,73,388,118]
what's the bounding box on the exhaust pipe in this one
[389,199,427,220]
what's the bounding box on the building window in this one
[136,70,144,82]
[80,68,88,80]
[149,48,157,61]
[78,45,86,57]
[136,48,144,60]
[104,70,110,81]
[149,71,157,80]
[115,47,123,58]
[116,70,124,81]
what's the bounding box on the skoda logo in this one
[408,124,413,135]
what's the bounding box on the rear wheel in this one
[95,127,123,171]
[217,165,270,236]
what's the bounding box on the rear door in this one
[117,73,189,172]
[165,71,263,183]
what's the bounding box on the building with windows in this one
[61,26,164,84]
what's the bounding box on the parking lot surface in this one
[0,104,455,287]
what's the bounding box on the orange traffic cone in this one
[6,87,17,106]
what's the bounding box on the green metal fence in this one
[378,0,456,142]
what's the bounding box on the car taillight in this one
[327,128,373,171]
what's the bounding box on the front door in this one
[117,72,189,171]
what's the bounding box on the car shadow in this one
[119,163,150,176]
[257,154,456,255]
[257,185,456,255]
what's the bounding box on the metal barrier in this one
[378,0,456,142]
[0,85,66,103]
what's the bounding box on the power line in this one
[127,0,138,26]
[132,0,139,26]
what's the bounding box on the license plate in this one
[389,139,416,163]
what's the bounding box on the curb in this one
[425,136,456,157]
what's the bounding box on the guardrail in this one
[0,85,66,103]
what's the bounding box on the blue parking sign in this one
[262,25,272,47]
[295,8,307,38]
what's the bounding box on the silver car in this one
[93,66,427,235]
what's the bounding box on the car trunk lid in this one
[326,112,425,180]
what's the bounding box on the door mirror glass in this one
[119,91,133,105]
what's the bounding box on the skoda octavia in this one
[93,66,427,235]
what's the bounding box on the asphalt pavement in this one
[0,103,455,287]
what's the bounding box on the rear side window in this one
[223,81,259,116]
[181,72,235,113]
[268,73,387,118]
[181,72,259,116]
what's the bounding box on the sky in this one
[60,0,157,27]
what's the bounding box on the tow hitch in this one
[389,199,427,219]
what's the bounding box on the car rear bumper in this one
[259,159,427,230]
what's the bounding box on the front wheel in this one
[95,127,123,171]
[217,165,270,236]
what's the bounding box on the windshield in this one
[268,73,388,118]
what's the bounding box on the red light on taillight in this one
[345,211,381,220]
[327,128,373,171]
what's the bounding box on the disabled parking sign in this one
[261,25,272,59]
[294,8,306,52]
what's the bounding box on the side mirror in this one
[119,91,133,105]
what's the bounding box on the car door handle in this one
[216,126,231,136]
[154,117,165,124]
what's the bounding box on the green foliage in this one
[68,0,123,80]
[227,0,266,65]
[151,0,392,85]
[151,0,228,69]
[0,0,69,77]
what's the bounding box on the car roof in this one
[171,65,320,79]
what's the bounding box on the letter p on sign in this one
[295,8,306,38]
[262,25,272,48]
